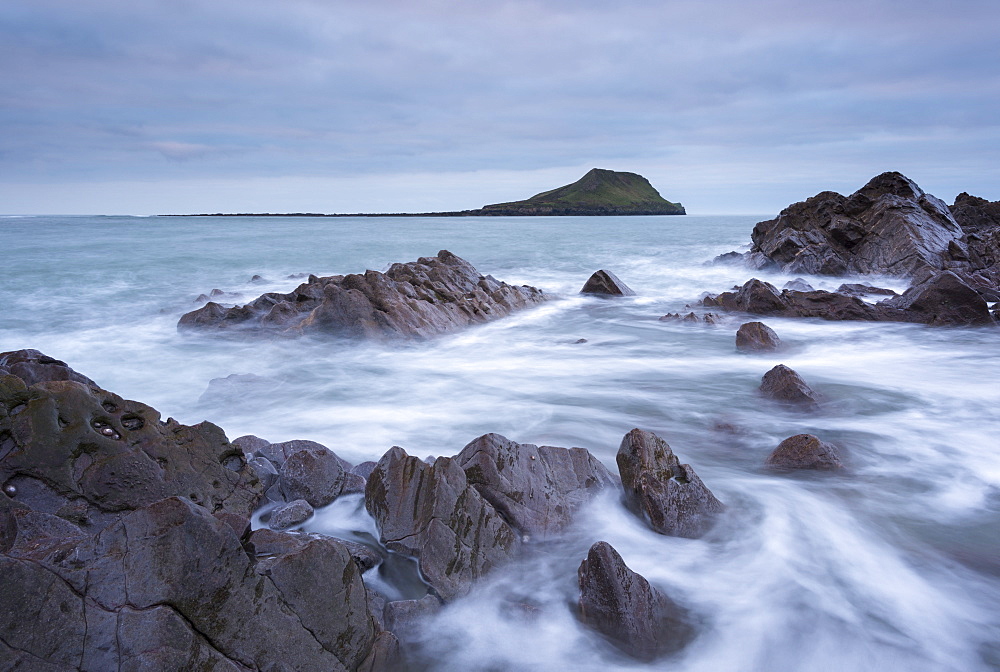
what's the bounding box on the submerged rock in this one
[766,434,844,470]
[578,541,693,661]
[735,321,781,352]
[760,365,820,409]
[580,270,636,296]
[616,429,724,538]
[364,446,520,601]
[179,250,547,340]
[455,433,617,539]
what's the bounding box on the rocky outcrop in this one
[705,276,994,326]
[660,312,721,325]
[179,250,547,340]
[578,541,693,661]
[455,433,617,539]
[580,270,636,296]
[0,349,97,387]
[766,434,844,470]
[364,446,520,601]
[0,375,262,530]
[747,172,968,278]
[735,321,781,352]
[950,192,1000,297]
[616,429,724,538]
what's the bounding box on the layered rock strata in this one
[179,250,547,339]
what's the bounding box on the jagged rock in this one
[179,250,547,340]
[1,498,388,671]
[836,282,897,297]
[748,172,968,278]
[735,321,781,352]
[950,192,1000,295]
[578,541,693,661]
[0,349,97,387]
[760,365,820,408]
[616,429,724,538]
[880,271,994,326]
[659,312,721,324]
[712,250,745,265]
[0,376,262,528]
[279,445,347,508]
[364,446,520,601]
[337,539,384,572]
[248,455,279,490]
[455,433,617,539]
[580,270,636,296]
[766,434,844,470]
[268,498,314,529]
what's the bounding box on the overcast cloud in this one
[1,0,998,214]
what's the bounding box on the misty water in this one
[2,214,999,671]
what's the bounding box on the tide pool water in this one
[2,214,998,671]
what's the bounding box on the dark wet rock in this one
[735,321,781,352]
[748,172,968,278]
[760,364,820,408]
[337,539,384,572]
[578,541,693,661]
[179,250,547,340]
[342,472,367,495]
[580,270,636,296]
[659,311,721,325]
[950,192,1000,294]
[0,349,97,387]
[836,282,897,297]
[766,434,844,470]
[384,594,442,641]
[783,278,815,292]
[708,278,890,321]
[279,445,347,508]
[233,433,271,456]
[0,377,262,528]
[616,429,724,538]
[272,439,353,472]
[712,250,745,265]
[2,498,388,671]
[880,271,994,326]
[250,274,266,283]
[248,455,280,490]
[364,446,520,601]
[268,498,314,529]
[351,460,378,480]
[455,433,617,539]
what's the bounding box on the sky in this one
[1,0,998,215]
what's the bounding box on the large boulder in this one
[0,376,262,529]
[279,444,347,507]
[616,429,724,539]
[950,192,1000,296]
[455,433,617,539]
[880,271,994,326]
[580,270,636,296]
[179,250,548,340]
[759,365,820,409]
[2,497,390,671]
[364,446,520,601]
[747,172,968,278]
[766,434,844,471]
[735,321,781,352]
[578,541,693,661]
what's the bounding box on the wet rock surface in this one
[616,429,724,538]
[279,444,348,507]
[580,270,636,296]
[747,172,968,278]
[760,364,820,408]
[766,434,844,470]
[364,445,521,601]
[268,498,314,529]
[0,349,97,387]
[578,541,693,661]
[735,321,781,352]
[179,250,547,340]
[455,433,617,539]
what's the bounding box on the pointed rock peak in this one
[857,171,924,201]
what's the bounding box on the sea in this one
[2,213,998,671]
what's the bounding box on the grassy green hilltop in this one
[478,168,685,215]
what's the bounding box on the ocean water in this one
[2,214,998,671]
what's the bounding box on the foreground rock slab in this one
[580,270,636,296]
[179,250,547,339]
[578,541,693,661]
[364,446,520,601]
[766,434,844,470]
[455,433,617,539]
[616,429,724,538]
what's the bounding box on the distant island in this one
[172,168,686,217]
